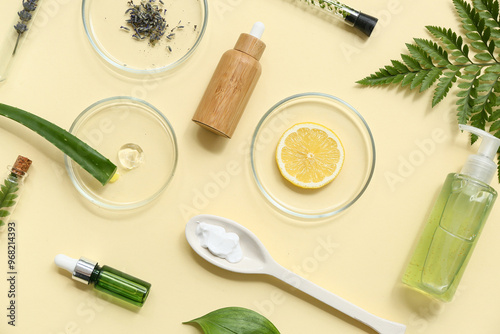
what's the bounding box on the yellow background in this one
[0,0,498,333]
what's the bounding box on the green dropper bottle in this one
[55,254,151,307]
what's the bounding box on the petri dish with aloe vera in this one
[64,96,178,210]
[250,93,376,220]
[82,0,208,75]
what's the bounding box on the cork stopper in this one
[11,155,32,177]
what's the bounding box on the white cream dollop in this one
[196,222,243,263]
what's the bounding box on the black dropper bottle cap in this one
[353,12,378,37]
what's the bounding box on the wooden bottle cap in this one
[234,33,266,61]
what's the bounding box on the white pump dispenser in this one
[459,124,500,185]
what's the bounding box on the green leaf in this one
[391,59,410,73]
[477,82,496,90]
[411,70,430,90]
[456,56,471,63]
[414,38,450,66]
[490,108,500,121]
[465,64,482,72]
[485,64,500,72]
[401,72,417,87]
[472,40,489,49]
[426,26,472,61]
[490,119,500,131]
[401,54,422,71]
[183,307,281,334]
[406,43,434,68]
[475,52,494,60]
[421,67,444,91]
[474,0,500,28]
[358,0,500,182]
[433,69,461,106]
[479,72,500,80]
[457,75,478,124]
[455,0,480,29]
[0,103,116,185]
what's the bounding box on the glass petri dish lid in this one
[250,92,376,220]
[65,96,178,210]
[82,0,208,75]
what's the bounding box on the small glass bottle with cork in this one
[0,155,32,231]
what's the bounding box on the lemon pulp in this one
[275,122,345,189]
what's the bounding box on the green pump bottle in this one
[403,125,500,302]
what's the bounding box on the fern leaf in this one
[0,177,19,226]
[411,70,431,90]
[490,119,500,131]
[401,72,417,87]
[406,44,434,68]
[455,0,498,58]
[497,154,500,182]
[457,71,480,124]
[414,38,451,66]
[356,68,406,86]
[433,69,461,106]
[422,67,444,91]
[471,109,488,130]
[454,0,480,28]
[401,54,422,71]
[391,60,410,73]
[473,0,500,27]
[475,51,494,60]
[426,26,472,62]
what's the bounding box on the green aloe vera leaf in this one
[183,307,281,334]
[0,103,116,185]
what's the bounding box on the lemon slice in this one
[276,122,345,189]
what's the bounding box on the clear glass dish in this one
[82,0,208,75]
[250,92,376,220]
[65,96,178,210]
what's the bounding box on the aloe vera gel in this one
[403,125,499,302]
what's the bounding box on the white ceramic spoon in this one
[185,214,406,334]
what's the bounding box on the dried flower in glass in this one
[0,156,32,231]
[0,0,41,82]
[300,0,378,36]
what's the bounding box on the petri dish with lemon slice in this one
[276,122,345,189]
[250,93,375,220]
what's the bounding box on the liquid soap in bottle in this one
[403,125,500,302]
[192,22,266,138]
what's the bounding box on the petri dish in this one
[250,92,376,220]
[65,96,178,210]
[82,0,208,75]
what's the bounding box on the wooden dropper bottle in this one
[192,22,266,138]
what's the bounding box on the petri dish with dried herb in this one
[82,0,207,75]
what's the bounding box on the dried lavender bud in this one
[14,22,28,34]
[18,10,32,21]
[13,0,39,55]
[22,0,37,12]
[123,0,169,45]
